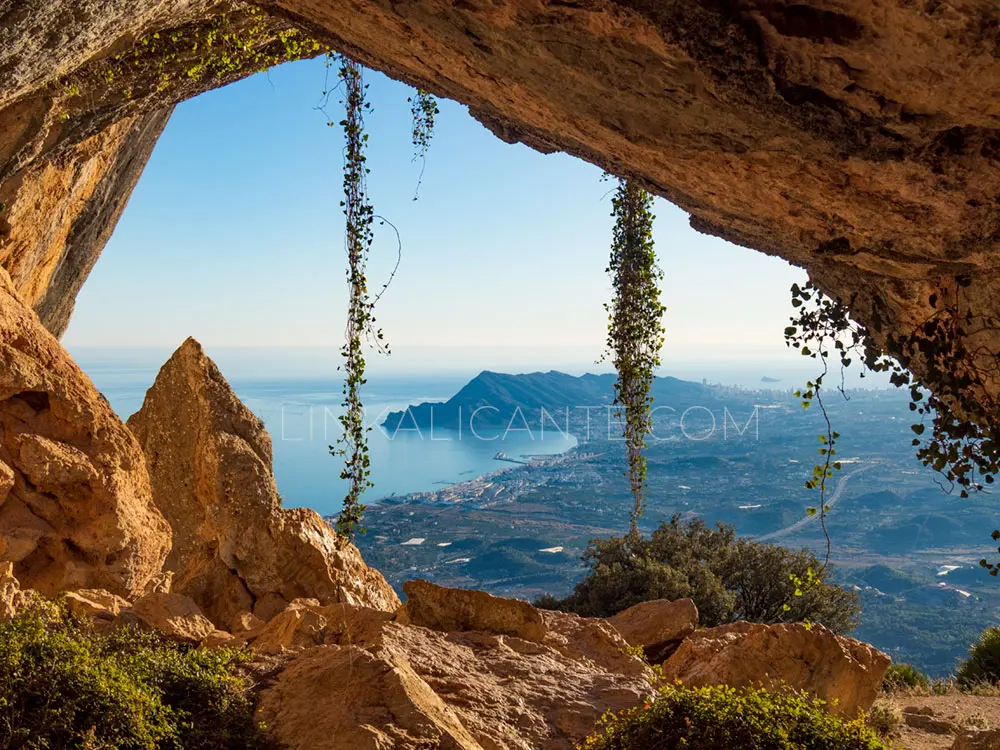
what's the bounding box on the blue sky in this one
[62,57,808,373]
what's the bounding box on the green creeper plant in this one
[328,56,386,544]
[408,89,439,199]
[786,278,1000,572]
[602,179,665,537]
[785,282,851,567]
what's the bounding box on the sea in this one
[71,347,579,517]
[70,346,877,517]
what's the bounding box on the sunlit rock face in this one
[3,1,1000,406]
[0,269,170,597]
[126,337,400,628]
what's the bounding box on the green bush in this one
[581,684,889,750]
[537,516,861,633]
[882,662,930,692]
[957,626,1000,686]
[866,697,902,737]
[0,599,267,749]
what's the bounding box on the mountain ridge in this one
[381,370,712,431]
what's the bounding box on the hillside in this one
[382,370,710,431]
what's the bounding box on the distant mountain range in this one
[381,370,711,431]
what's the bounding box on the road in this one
[759,464,873,542]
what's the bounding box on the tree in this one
[538,515,861,634]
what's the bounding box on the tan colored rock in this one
[953,729,1000,750]
[253,602,331,655]
[12,0,1000,420]
[541,608,648,677]
[374,620,650,749]
[126,338,399,629]
[250,593,650,749]
[398,579,546,642]
[0,562,25,620]
[0,269,169,597]
[661,621,890,717]
[63,588,131,620]
[251,599,394,655]
[230,610,265,637]
[608,598,698,662]
[259,644,486,750]
[133,592,215,644]
[902,706,958,734]
[201,630,237,650]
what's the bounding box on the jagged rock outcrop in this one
[126,337,399,628]
[4,2,1000,415]
[259,644,487,750]
[255,592,652,750]
[661,621,890,718]
[0,269,170,597]
[608,597,698,662]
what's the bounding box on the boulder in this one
[258,645,486,750]
[251,599,394,655]
[132,592,215,643]
[608,598,698,662]
[661,621,890,717]
[63,588,130,621]
[126,337,399,628]
[0,270,170,597]
[257,598,652,750]
[541,608,648,677]
[230,610,265,637]
[398,579,546,642]
[953,729,1000,750]
[902,705,958,734]
[201,630,237,650]
[372,618,650,749]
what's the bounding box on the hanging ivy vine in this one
[784,282,854,566]
[329,56,385,545]
[408,89,439,199]
[785,278,1000,572]
[603,179,666,537]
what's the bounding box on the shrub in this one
[538,516,861,633]
[957,626,1000,686]
[882,662,930,693]
[581,684,889,750]
[962,711,990,729]
[867,697,902,737]
[0,599,267,749]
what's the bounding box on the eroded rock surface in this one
[126,337,399,628]
[132,591,216,643]
[608,597,698,662]
[398,578,547,642]
[4,2,1000,412]
[661,621,890,717]
[0,269,170,597]
[256,592,652,750]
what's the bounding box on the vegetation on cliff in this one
[0,600,265,749]
[536,516,860,633]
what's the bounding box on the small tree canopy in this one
[538,515,861,634]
